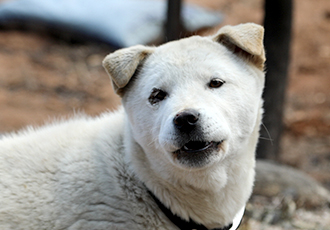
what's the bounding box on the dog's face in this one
[103,23,265,171]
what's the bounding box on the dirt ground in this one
[0,0,329,229]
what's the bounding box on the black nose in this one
[173,109,200,133]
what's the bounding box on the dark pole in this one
[165,0,182,42]
[257,0,293,159]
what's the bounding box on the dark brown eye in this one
[148,88,168,105]
[208,78,225,88]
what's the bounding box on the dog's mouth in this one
[173,140,224,167]
[174,140,223,154]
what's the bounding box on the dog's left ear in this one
[213,23,265,69]
[103,45,155,96]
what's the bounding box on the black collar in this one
[148,190,240,230]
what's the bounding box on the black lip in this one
[173,140,224,168]
[175,141,222,154]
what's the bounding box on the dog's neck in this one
[147,188,243,230]
[123,105,262,229]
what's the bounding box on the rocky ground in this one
[0,0,329,229]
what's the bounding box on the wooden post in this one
[257,0,293,159]
[165,0,182,42]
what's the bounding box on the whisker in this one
[261,123,273,145]
[259,136,273,141]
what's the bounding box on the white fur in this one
[0,23,265,229]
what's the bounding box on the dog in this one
[0,23,265,230]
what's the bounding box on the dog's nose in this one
[173,109,200,133]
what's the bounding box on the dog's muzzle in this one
[172,109,224,167]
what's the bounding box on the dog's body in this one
[0,23,265,230]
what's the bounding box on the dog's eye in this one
[148,88,168,105]
[208,79,225,88]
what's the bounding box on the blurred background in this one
[0,0,329,229]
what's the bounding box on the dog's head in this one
[103,23,265,170]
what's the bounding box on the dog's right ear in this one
[103,45,154,96]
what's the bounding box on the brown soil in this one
[0,0,329,229]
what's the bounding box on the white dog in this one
[0,23,265,230]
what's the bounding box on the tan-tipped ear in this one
[213,23,265,69]
[102,45,154,96]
